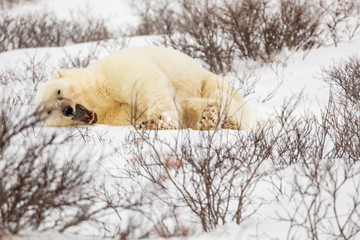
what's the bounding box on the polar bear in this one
[35,46,248,130]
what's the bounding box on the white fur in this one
[35,46,248,129]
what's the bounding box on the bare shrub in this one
[35,52,358,238]
[321,55,360,162]
[109,125,277,233]
[327,98,360,163]
[0,48,115,236]
[261,93,343,169]
[322,55,360,103]
[0,0,36,9]
[248,93,360,239]
[99,39,128,55]
[115,88,359,238]
[275,104,360,239]
[221,0,322,62]
[0,12,64,52]
[132,0,324,72]
[59,44,101,69]
[319,0,360,46]
[58,40,128,69]
[0,10,115,53]
[218,0,264,61]
[0,104,107,235]
[130,0,176,36]
[266,0,322,54]
[0,52,50,105]
[97,178,189,239]
[132,0,237,73]
[133,0,360,72]
[221,0,323,61]
[0,65,19,87]
[277,156,360,239]
[66,9,115,45]
[274,55,360,240]
[161,0,235,74]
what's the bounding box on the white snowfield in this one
[1,0,360,240]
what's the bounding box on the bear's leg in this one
[199,102,222,130]
[132,86,180,130]
[183,98,243,130]
[137,112,178,130]
[199,102,242,130]
[184,98,244,130]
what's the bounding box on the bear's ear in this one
[53,69,66,79]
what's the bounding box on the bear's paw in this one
[199,102,220,130]
[198,102,241,130]
[137,114,177,130]
[222,118,240,130]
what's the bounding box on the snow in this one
[5,0,138,30]
[247,38,360,126]
[1,0,360,240]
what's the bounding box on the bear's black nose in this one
[62,106,74,117]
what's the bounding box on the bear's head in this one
[35,69,97,127]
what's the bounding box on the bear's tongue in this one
[72,104,97,125]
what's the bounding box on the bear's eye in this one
[47,110,52,115]
[57,90,61,95]
[62,106,74,117]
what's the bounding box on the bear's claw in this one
[137,115,177,130]
[199,103,220,130]
[199,102,240,130]
[222,118,240,130]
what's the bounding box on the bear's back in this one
[92,46,211,99]
[116,46,207,80]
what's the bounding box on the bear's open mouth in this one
[71,104,97,125]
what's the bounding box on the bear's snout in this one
[72,104,97,125]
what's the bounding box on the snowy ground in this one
[1,0,360,240]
